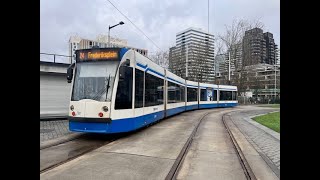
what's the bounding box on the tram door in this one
[164,79,167,117]
[184,81,187,110]
[134,68,145,128]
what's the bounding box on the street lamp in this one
[108,21,124,47]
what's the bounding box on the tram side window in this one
[176,84,181,102]
[200,89,207,101]
[168,81,185,103]
[219,91,225,101]
[227,91,232,100]
[115,66,133,109]
[232,91,237,100]
[168,81,178,103]
[135,69,144,108]
[187,87,197,102]
[220,91,232,101]
[213,90,217,101]
[145,73,164,107]
[207,88,212,101]
[181,85,185,102]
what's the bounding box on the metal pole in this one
[228,51,231,82]
[54,54,55,63]
[186,45,188,79]
[274,63,276,102]
[208,0,209,34]
[108,26,110,47]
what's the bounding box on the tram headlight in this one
[70,105,74,111]
[102,106,109,112]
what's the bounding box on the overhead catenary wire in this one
[107,0,163,52]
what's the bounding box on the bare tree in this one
[215,39,225,56]
[232,66,248,96]
[218,19,264,55]
[218,18,264,70]
[217,18,264,94]
[149,51,169,69]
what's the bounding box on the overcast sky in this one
[40,0,279,55]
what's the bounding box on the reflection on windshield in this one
[71,61,119,101]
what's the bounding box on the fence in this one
[238,96,280,105]
[40,53,72,64]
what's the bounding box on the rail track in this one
[165,110,257,180]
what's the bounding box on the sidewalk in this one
[228,108,280,177]
[40,113,68,120]
[40,120,73,142]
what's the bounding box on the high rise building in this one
[169,27,215,83]
[276,48,280,66]
[242,28,266,66]
[242,28,278,66]
[264,32,277,65]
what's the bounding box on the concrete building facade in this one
[169,27,215,83]
[242,28,278,66]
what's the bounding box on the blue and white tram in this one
[67,47,237,134]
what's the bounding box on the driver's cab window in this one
[115,61,133,109]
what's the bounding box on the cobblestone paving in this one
[230,109,280,171]
[40,120,73,142]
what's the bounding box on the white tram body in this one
[67,48,237,133]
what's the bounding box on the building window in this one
[135,69,144,108]
[115,66,133,109]
[145,73,164,107]
[89,41,92,46]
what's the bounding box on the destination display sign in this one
[76,48,120,62]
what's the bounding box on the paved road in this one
[40,134,112,172]
[40,109,225,180]
[40,106,279,180]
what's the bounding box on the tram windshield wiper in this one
[105,74,111,101]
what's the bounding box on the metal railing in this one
[40,53,72,64]
[238,96,280,104]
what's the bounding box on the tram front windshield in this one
[71,61,119,102]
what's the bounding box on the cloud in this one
[40,0,280,55]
